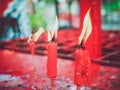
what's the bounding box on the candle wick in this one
[51,37,55,42]
[78,41,86,49]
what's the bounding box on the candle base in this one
[77,85,81,90]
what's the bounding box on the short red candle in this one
[47,42,57,79]
[74,48,91,86]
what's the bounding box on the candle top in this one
[48,16,58,42]
[32,27,45,42]
[27,27,45,43]
[78,8,92,46]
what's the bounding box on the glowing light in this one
[48,16,58,42]
[78,8,92,45]
[32,27,45,42]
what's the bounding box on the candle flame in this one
[48,16,58,42]
[78,8,92,45]
[28,27,45,43]
[32,27,45,42]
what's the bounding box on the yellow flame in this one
[78,8,92,45]
[32,27,45,42]
[48,16,58,42]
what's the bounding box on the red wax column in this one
[75,48,84,86]
[91,0,102,58]
[47,42,57,79]
[83,49,91,87]
[74,48,91,87]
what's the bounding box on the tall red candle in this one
[47,16,58,88]
[47,42,57,79]
[91,0,102,58]
[74,48,91,87]
[75,6,92,88]
[74,48,85,86]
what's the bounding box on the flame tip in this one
[32,27,45,42]
[48,15,59,42]
[78,8,92,45]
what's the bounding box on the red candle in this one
[74,48,91,87]
[92,0,102,58]
[74,48,85,86]
[47,16,58,88]
[84,49,91,87]
[47,42,57,79]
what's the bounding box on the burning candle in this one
[75,47,91,88]
[28,27,45,89]
[74,8,92,89]
[75,47,85,86]
[47,16,58,88]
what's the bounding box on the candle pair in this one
[47,41,91,89]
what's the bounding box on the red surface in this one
[0,49,120,90]
[47,42,57,79]
[0,50,76,89]
[0,30,120,89]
